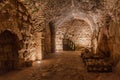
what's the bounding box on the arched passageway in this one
[0,30,19,74]
[55,19,92,52]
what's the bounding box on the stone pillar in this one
[35,32,43,60]
[91,30,98,54]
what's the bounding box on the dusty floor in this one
[0,51,120,80]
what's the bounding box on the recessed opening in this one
[0,30,19,74]
[55,19,92,51]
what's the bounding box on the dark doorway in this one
[63,39,75,51]
[0,30,19,74]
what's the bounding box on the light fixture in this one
[36,59,41,64]
[37,60,41,64]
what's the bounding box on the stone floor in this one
[0,51,120,80]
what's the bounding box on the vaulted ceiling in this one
[19,0,119,34]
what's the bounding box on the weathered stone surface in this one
[0,0,120,75]
[0,52,120,80]
[0,0,36,70]
[56,19,92,51]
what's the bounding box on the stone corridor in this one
[0,0,120,79]
[0,51,120,80]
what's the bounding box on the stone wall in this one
[96,17,120,74]
[0,0,37,70]
[16,0,101,54]
[0,30,20,73]
[0,0,119,67]
[96,0,120,73]
[56,19,92,51]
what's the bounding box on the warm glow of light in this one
[77,38,91,47]
[37,61,41,64]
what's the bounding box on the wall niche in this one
[0,30,20,74]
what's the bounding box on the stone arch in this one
[0,30,20,74]
[55,12,96,33]
[55,19,93,51]
[0,29,23,41]
[55,15,94,51]
[53,11,98,52]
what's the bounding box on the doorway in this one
[0,30,19,74]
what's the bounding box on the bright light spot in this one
[37,61,41,64]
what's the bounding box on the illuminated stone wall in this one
[56,19,92,51]
[0,0,119,72]
[0,0,36,68]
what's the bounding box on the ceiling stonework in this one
[18,0,119,35]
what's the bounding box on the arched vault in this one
[54,11,97,33]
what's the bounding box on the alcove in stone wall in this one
[0,30,20,74]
